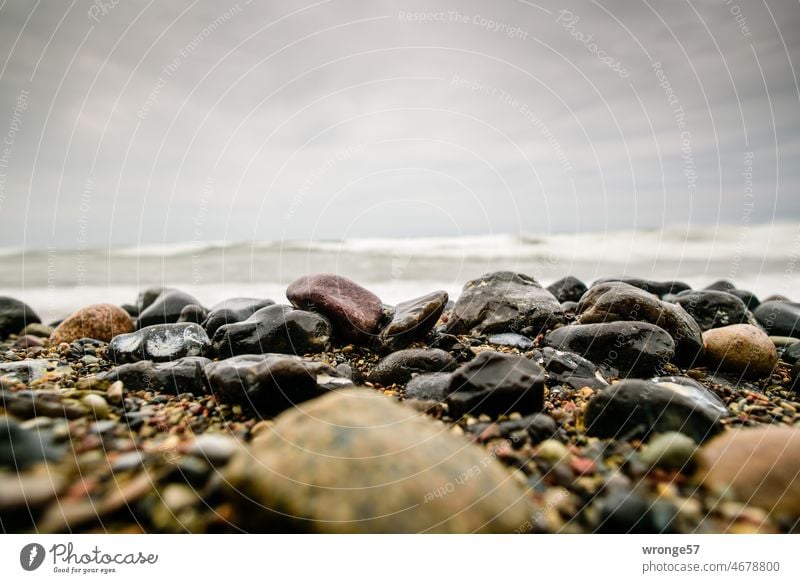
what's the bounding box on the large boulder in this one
[592,277,690,298]
[445,272,564,336]
[223,389,538,533]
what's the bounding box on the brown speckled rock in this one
[286,274,384,342]
[224,389,537,533]
[50,303,134,345]
[697,426,800,518]
[702,324,778,379]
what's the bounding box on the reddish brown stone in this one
[50,303,134,344]
[286,274,384,342]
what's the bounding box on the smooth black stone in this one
[753,301,800,338]
[547,276,588,303]
[705,279,736,292]
[578,282,703,365]
[204,354,352,415]
[447,351,546,417]
[791,362,799,392]
[673,289,751,331]
[136,289,202,328]
[121,303,139,318]
[108,323,210,363]
[378,291,448,352]
[534,347,606,389]
[211,304,331,358]
[445,271,565,336]
[583,379,725,443]
[98,357,211,395]
[177,304,209,325]
[0,297,40,338]
[202,297,275,337]
[0,416,62,468]
[368,349,457,386]
[783,342,800,364]
[592,277,691,298]
[404,372,452,401]
[544,321,675,377]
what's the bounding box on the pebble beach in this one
[1,271,799,534]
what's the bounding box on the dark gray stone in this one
[368,348,457,386]
[177,304,209,325]
[108,323,210,363]
[202,297,275,337]
[205,354,352,416]
[378,291,448,351]
[584,379,725,443]
[547,276,588,303]
[136,289,202,328]
[673,289,751,331]
[466,412,563,444]
[754,301,800,338]
[592,277,691,298]
[544,321,675,377]
[534,347,606,389]
[0,416,62,468]
[447,351,546,417]
[445,271,564,336]
[0,297,40,338]
[578,282,703,365]
[404,372,452,401]
[211,304,331,358]
[99,357,211,395]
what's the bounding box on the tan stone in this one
[225,389,537,533]
[696,426,800,518]
[51,303,133,345]
[702,324,778,379]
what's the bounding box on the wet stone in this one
[108,323,210,363]
[368,348,457,386]
[447,351,546,418]
[204,353,353,416]
[444,271,564,336]
[378,290,448,352]
[211,304,331,358]
[98,356,211,395]
[544,321,675,377]
[202,297,275,337]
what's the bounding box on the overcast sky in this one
[0,0,798,249]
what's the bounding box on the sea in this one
[1,222,798,324]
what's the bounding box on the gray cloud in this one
[0,0,798,249]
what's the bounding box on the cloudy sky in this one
[0,0,798,249]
